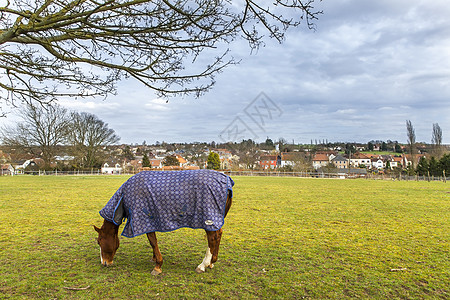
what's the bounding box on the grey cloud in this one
[4,1,448,144]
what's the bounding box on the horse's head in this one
[94,220,120,266]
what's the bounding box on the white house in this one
[12,160,32,174]
[102,162,123,174]
[349,153,372,168]
[150,159,163,169]
[372,158,384,169]
[312,153,334,170]
[1,164,14,176]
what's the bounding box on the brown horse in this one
[94,170,234,275]
[94,192,232,275]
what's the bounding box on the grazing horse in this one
[94,169,234,275]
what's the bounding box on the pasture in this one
[0,175,448,299]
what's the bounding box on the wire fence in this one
[3,169,448,182]
[223,170,448,182]
[7,170,104,176]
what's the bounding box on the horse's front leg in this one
[146,232,163,276]
[195,229,223,273]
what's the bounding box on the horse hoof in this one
[151,269,162,276]
[208,264,214,269]
[195,266,205,274]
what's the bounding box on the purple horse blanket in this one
[99,170,234,238]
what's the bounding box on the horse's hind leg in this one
[146,232,163,276]
[195,229,223,273]
[210,229,223,265]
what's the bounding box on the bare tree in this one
[431,123,443,158]
[0,0,322,113]
[406,119,416,169]
[1,103,70,168]
[239,151,258,169]
[69,112,120,168]
[291,152,313,172]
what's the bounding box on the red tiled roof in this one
[150,159,162,167]
[176,155,187,164]
[313,154,329,161]
[352,152,370,159]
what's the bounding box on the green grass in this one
[361,151,401,156]
[0,175,448,299]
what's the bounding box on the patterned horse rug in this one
[100,170,234,238]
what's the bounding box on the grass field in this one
[0,175,448,299]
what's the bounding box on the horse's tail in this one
[224,191,232,218]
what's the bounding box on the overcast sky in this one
[4,0,450,145]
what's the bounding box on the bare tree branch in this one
[0,0,322,112]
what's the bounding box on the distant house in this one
[260,155,279,169]
[391,156,403,169]
[279,152,307,168]
[175,154,187,167]
[403,154,425,168]
[312,153,332,170]
[150,159,163,169]
[11,160,32,174]
[210,149,237,170]
[332,155,348,169]
[279,152,294,167]
[371,157,385,169]
[1,164,14,176]
[102,162,122,174]
[154,148,167,158]
[350,152,371,168]
[128,159,142,171]
[380,155,403,169]
[213,149,233,159]
[220,158,232,170]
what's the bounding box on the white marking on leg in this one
[196,247,212,273]
[100,249,104,265]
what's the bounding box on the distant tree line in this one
[1,103,119,170]
[416,154,450,177]
[367,141,403,153]
[2,110,447,174]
